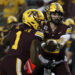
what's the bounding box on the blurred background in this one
[0,0,43,26]
[0,0,75,26]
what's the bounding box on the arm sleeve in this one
[30,40,43,67]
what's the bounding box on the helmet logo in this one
[28,11,40,19]
[44,25,48,30]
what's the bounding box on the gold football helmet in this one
[22,9,45,30]
[7,16,18,24]
[46,2,64,21]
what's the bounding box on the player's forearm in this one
[30,40,44,67]
[2,33,10,46]
[66,51,72,63]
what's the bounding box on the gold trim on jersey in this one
[16,25,20,29]
[66,40,72,47]
[44,49,60,54]
[28,29,32,32]
[24,29,32,33]
[16,58,22,75]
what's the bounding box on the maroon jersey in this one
[8,24,36,63]
[3,29,9,36]
[35,23,71,61]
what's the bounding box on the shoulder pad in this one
[66,27,72,34]
[35,31,44,40]
[62,21,70,27]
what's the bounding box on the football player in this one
[0,16,18,60]
[63,18,75,59]
[7,16,18,30]
[2,16,18,45]
[0,9,45,75]
[30,2,72,75]
[64,18,75,73]
[0,16,18,75]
